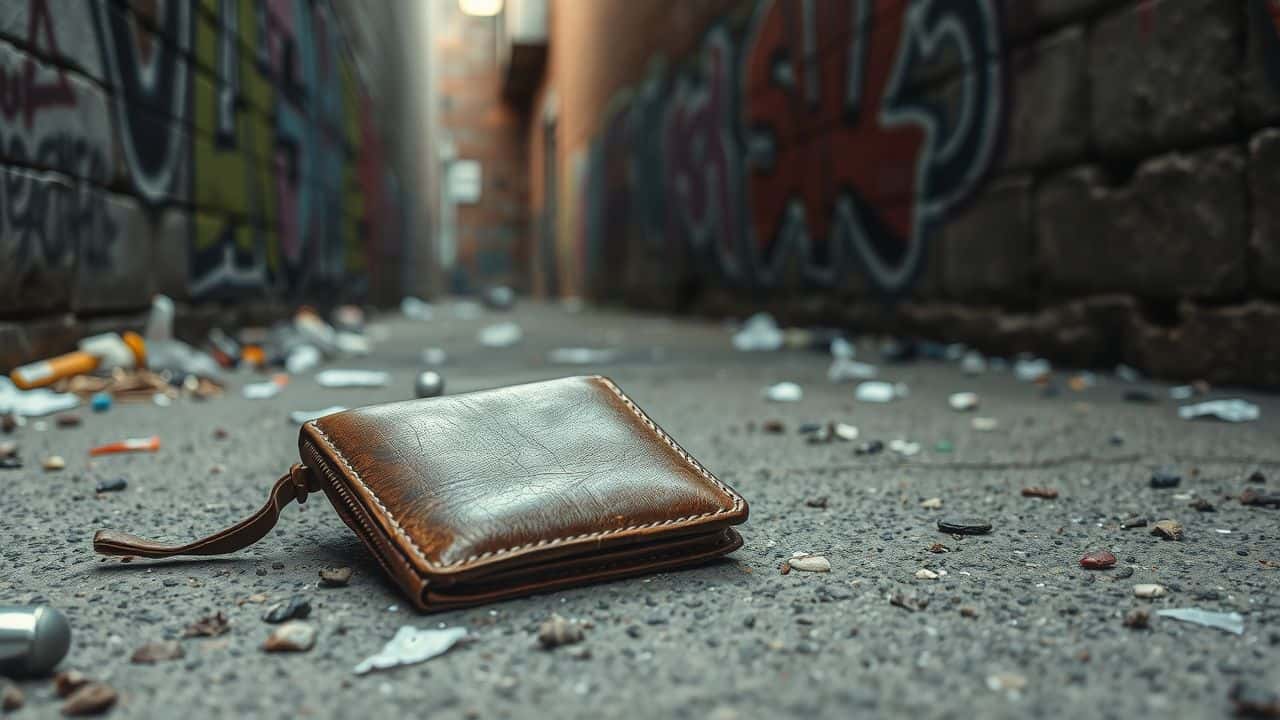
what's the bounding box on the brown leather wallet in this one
[94,376,749,611]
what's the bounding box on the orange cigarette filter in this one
[10,351,100,390]
[89,436,161,456]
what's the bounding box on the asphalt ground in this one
[2,301,1278,719]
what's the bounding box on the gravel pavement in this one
[2,301,1278,719]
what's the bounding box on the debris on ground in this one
[1155,608,1244,635]
[263,621,316,652]
[827,357,878,383]
[478,322,524,348]
[89,436,160,456]
[1150,469,1182,489]
[855,381,907,403]
[242,376,287,400]
[960,351,986,376]
[262,596,311,623]
[60,682,117,716]
[421,347,448,366]
[1,682,22,712]
[971,417,999,431]
[183,612,230,638]
[1188,498,1216,512]
[483,286,516,311]
[42,455,65,471]
[1123,608,1150,629]
[352,626,467,675]
[289,406,347,425]
[94,477,127,493]
[1080,551,1117,569]
[761,419,786,434]
[785,553,830,573]
[948,392,979,412]
[831,423,859,441]
[890,593,927,612]
[888,439,920,457]
[1021,487,1059,499]
[130,640,184,664]
[920,497,943,509]
[762,382,803,403]
[937,518,992,535]
[914,568,940,580]
[1248,470,1267,484]
[11,331,146,391]
[537,614,585,649]
[547,348,618,365]
[413,371,445,399]
[55,413,81,428]
[54,671,90,698]
[1228,682,1280,718]
[1178,399,1260,423]
[0,378,81,417]
[929,543,949,553]
[1120,516,1148,529]
[401,297,434,321]
[319,567,353,587]
[1133,584,1167,599]
[89,392,111,412]
[986,672,1028,692]
[732,313,784,352]
[315,369,390,388]
[805,496,829,509]
[1013,357,1051,382]
[1240,489,1280,508]
[855,440,885,455]
[1151,520,1184,540]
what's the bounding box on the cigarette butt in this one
[89,436,161,456]
[11,351,101,390]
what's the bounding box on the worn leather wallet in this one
[94,375,748,611]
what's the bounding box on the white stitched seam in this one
[311,376,745,571]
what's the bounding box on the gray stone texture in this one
[1249,129,1280,296]
[1239,0,1280,128]
[939,175,1034,302]
[1003,26,1088,170]
[1089,0,1241,156]
[1036,147,1248,300]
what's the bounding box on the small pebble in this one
[1150,470,1181,489]
[54,670,91,698]
[920,497,943,509]
[319,567,353,587]
[761,420,785,434]
[55,413,82,428]
[914,568,939,580]
[537,614,584,649]
[948,392,979,412]
[1080,551,1117,570]
[90,392,112,412]
[131,640,184,664]
[1119,516,1148,529]
[1134,584,1167,599]
[937,518,991,535]
[1151,520,1184,541]
[787,554,830,573]
[804,496,829,509]
[1021,487,1058,499]
[263,595,311,623]
[95,477,127,493]
[971,417,998,432]
[1247,470,1266,484]
[61,683,117,716]
[263,621,316,652]
[42,455,66,472]
[1188,498,1215,512]
[1123,608,1151,629]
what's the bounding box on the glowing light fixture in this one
[459,0,503,16]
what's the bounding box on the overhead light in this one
[459,0,503,16]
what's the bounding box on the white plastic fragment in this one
[971,417,999,432]
[1013,357,1051,382]
[732,313,784,352]
[762,382,803,403]
[353,626,467,675]
[1169,385,1195,400]
[948,392,979,412]
[478,322,523,348]
[855,381,906,403]
[0,378,81,417]
[1155,608,1244,635]
[915,568,939,580]
[888,439,920,456]
[960,351,987,376]
[828,359,878,383]
[1133,584,1167,598]
[787,553,830,573]
[832,423,859,441]
[1178,400,1260,423]
[830,337,855,360]
[242,381,282,400]
[400,297,434,321]
[315,370,391,388]
[285,345,321,374]
[289,406,347,425]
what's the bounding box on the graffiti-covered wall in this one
[527,0,1280,386]
[0,0,413,322]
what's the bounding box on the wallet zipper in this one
[301,439,429,589]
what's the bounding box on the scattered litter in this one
[421,347,448,366]
[960,351,987,376]
[11,332,146,391]
[986,672,1027,692]
[60,682,117,717]
[763,382,803,403]
[414,371,445,399]
[334,332,371,356]
[830,337,855,360]
[1013,357,1051,382]
[537,614,584,649]
[1240,488,1280,508]
[478,322,523,348]
[888,439,920,457]
[805,496,829,509]
[855,381,907,403]
[1155,608,1244,635]
[183,612,230,638]
[130,640,184,664]
[95,477,127,493]
[920,497,943,509]
[42,455,66,472]
[400,297,434,321]
[890,593,927,612]
[0,378,80,417]
[1122,608,1151,629]
[1248,470,1267,484]
[353,626,467,675]
[1115,364,1141,383]
[1178,399,1259,423]
[1067,373,1095,391]
[761,420,786,434]
[1133,584,1167,599]
[548,348,618,365]
[929,543,949,553]
[1080,551,1117,569]
[855,440,884,455]
[786,552,830,573]
[1021,487,1059,499]
[1188,498,1216,512]
[289,406,346,425]
[483,286,516,310]
[1228,682,1280,717]
[54,672,90,699]
[263,621,316,652]
[827,358,878,383]
[937,518,991,535]
[90,392,111,412]
[1120,516,1148,529]
[732,313,784,352]
[1151,520,1184,540]
[285,345,322,375]
[89,436,159,456]
[948,392,979,412]
[1169,385,1195,400]
[915,568,939,580]
[1150,469,1182,489]
[0,457,20,470]
[316,369,390,388]
[263,596,311,624]
[971,417,999,432]
[832,423,859,441]
[319,567,353,587]
[243,376,287,399]
[55,413,81,428]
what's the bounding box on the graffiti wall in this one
[557,0,1006,301]
[0,0,406,316]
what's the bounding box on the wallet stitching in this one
[310,377,745,572]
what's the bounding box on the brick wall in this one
[523,0,1280,386]
[0,0,423,368]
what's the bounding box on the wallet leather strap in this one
[93,464,322,559]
